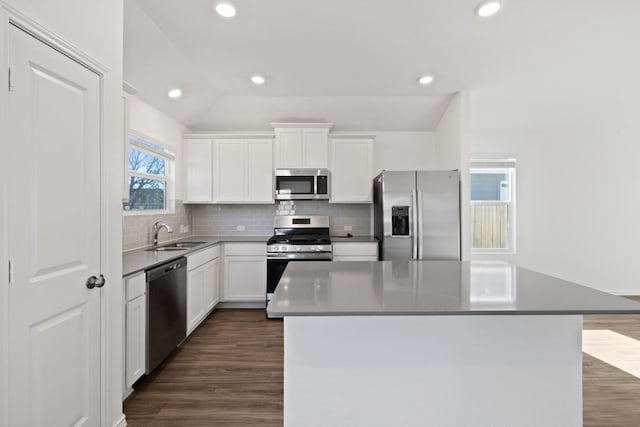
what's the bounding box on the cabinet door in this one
[187,267,205,335]
[214,139,245,202]
[223,256,267,301]
[185,139,213,202]
[203,258,220,312]
[274,128,302,168]
[302,128,329,168]
[126,294,147,388]
[330,138,374,203]
[246,139,274,202]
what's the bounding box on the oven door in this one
[266,254,332,302]
[267,258,289,300]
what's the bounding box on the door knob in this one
[86,274,106,289]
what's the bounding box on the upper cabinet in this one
[272,123,333,169]
[184,135,274,204]
[330,135,375,203]
[214,138,274,203]
[185,138,213,202]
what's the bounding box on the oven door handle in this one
[267,253,333,260]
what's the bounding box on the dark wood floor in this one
[125,305,640,426]
[124,309,284,426]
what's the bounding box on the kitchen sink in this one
[145,247,188,251]
[162,241,206,248]
[145,241,207,251]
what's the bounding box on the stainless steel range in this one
[266,215,332,310]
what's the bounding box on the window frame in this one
[123,131,175,216]
[470,158,517,255]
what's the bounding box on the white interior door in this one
[7,24,102,426]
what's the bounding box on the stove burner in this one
[267,235,331,246]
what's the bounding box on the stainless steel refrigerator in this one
[373,170,461,260]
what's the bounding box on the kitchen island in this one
[267,260,640,427]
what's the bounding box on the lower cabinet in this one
[222,243,267,302]
[186,245,220,336]
[332,241,379,261]
[124,272,147,394]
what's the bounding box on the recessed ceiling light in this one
[168,88,182,99]
[251,75,266,85]
[215,2,236,18]
[475,1,503,17]
[417,75,434,85]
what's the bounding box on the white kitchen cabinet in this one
[214,139,245,202]
[186,245,220,336]
[272,123,332,169]
[332,242,379,261]
[274,128,302,168]
[246,139,274,201]
[124,272,146,393]
[330,136,374,203]
[185,138,213,202]
[213,138,274,203]
[222,243,267,302]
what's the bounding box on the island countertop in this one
[266,260,640,316]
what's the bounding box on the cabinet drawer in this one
[223,242,266,256]
[187,245,220,271]
[125,272,146,302]
[332,242,378,257]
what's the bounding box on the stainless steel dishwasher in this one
[146,257,187,373]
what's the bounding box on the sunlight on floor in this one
[583,329,640,379]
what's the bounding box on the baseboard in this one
[216,301,266,309]
[609,292,640,296]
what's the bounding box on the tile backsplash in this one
[191,201,371,236]
[123,201,372,250]
[122,200,193,251]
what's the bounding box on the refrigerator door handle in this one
[411,189,418,259]
[417,190,424,259]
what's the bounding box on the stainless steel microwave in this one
[275,168,330,200]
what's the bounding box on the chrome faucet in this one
[152,221,173,247]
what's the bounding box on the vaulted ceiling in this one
[124,0,640,131]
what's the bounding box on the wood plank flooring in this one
[124,309,283,426]
[124,304,640,426]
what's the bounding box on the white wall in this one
[0,0,124,426]
[435,92,471,260]
[372,132,436,175]
[127,95,189,200]
[470,93,640,294]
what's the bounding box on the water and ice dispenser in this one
[391,206,410,236]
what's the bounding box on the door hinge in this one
[8,258,14,284]
[8,67,15,92]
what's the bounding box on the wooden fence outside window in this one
[471,203,509,249]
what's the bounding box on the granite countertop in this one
[267,260,640,317]
[123,235,269,277]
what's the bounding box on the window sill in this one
[123,209,175,217]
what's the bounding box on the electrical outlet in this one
[236,225,245,231]
[184,225,189,233]
[179,224,185,233]
[344,225,353,231]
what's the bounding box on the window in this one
[123,134,174,212]
[470,158,516,253]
